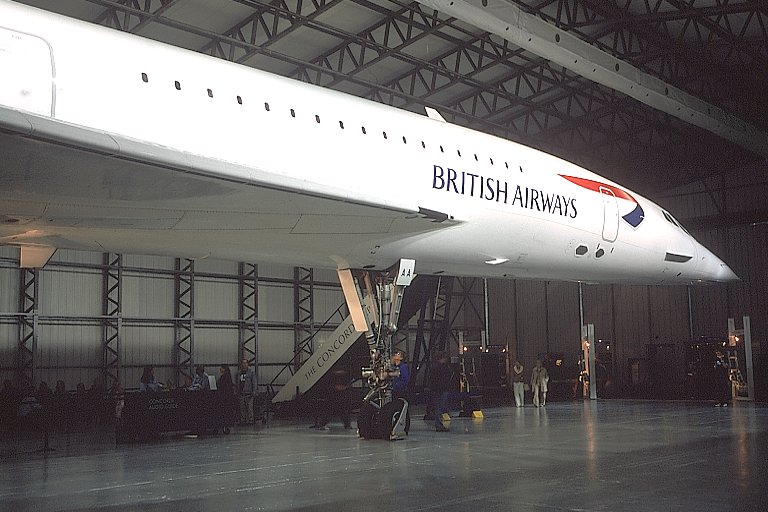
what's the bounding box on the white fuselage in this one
[0,0,736,283]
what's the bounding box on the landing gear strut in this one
[343,260,414,440]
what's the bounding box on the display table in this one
[116,390,232,443]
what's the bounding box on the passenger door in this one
[0,28,54,116]
[600,186,619,243]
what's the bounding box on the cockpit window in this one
[662,210,691,235]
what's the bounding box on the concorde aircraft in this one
[0,1,737,437]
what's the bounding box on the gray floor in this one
[1,400,766,511]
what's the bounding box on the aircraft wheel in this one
[357,402,378,439]
[375,399,405,439]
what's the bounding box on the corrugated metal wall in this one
[0,248,347,391]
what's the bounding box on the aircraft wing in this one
[0,106,459,266]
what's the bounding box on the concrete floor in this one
[1,400,766,511]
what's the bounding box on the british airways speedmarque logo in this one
[559,175,645,228]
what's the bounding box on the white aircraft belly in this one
[0,106,459,267]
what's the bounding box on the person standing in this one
[238,358,257,425]
[714,352,731,407]
[511,361,525,407]
[429,352,454,432]
[530,359,549,407]
[391,349,411,434]
[316,369,353,430]
[218,365,235,433]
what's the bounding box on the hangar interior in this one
[1,0,766,405]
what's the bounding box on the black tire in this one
[357,402,378,439]
[375,399,406,439]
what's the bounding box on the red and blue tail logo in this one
[560,175,645,228]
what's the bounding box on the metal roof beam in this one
[415,0,768,159]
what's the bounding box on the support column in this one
[174,258,195,385]
[102,253,122,389]
[239,262,259,387]
[17,268,38,389]
[582,324,597,400]
[293,267,314,371]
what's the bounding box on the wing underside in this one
[0,107,458,267]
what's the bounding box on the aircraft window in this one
[421,141,426,148]
[207,88,213,98]
[490,158,494,165]
[236,95,243,105]
[339,121,344,129]
[361,126,367,134]
[474,154,478,161]
[662,211,675,225]
[675,219,690,235]
[174,81,181,90]
[264,102,270,111]
[315,115,321,123]
[402,136,407,144]
[290,108,296,118]
[595,248,605,258]
[457,150,461,157]
[575,245,588,256]
[505,162,509,169]
[383,131,388,139]
[141,73,148,83]
[439,145,444,153]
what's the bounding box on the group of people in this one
[511,359,550,408]
[389,351,553,433]
[138,359,260,426]
[0,377,124,433]
[390,349,457,433]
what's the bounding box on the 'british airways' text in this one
[432,165,577,218]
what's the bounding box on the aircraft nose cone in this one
[695,243,739,282]
[704,251,739,282]
[718,263,740,282]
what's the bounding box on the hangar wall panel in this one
[648,286,689,343]
[193,258,238,275]
[313,287,345,324]
[195,278,238,321]
[257,263,295,281]
[450,278,485,343]
[123,274,175,319]
[193,326,239,367]
[515,280,548,363]
[488,279,517,354]
[0,323,16,383]
[258,330,295,363]
[0,264,18,313]
[38,268,102,317]
[582,284,615,344]
[122,325,174,370]
[259,283,293,324]
[36,324,102,386]
[122,254,175,271]
[314,268,339,283]
[612,285,651,365]
[50,250,103,266]
[545,281,581,356]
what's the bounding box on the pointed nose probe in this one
[697,243,739,282]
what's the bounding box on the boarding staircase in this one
[265,275,455,403]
